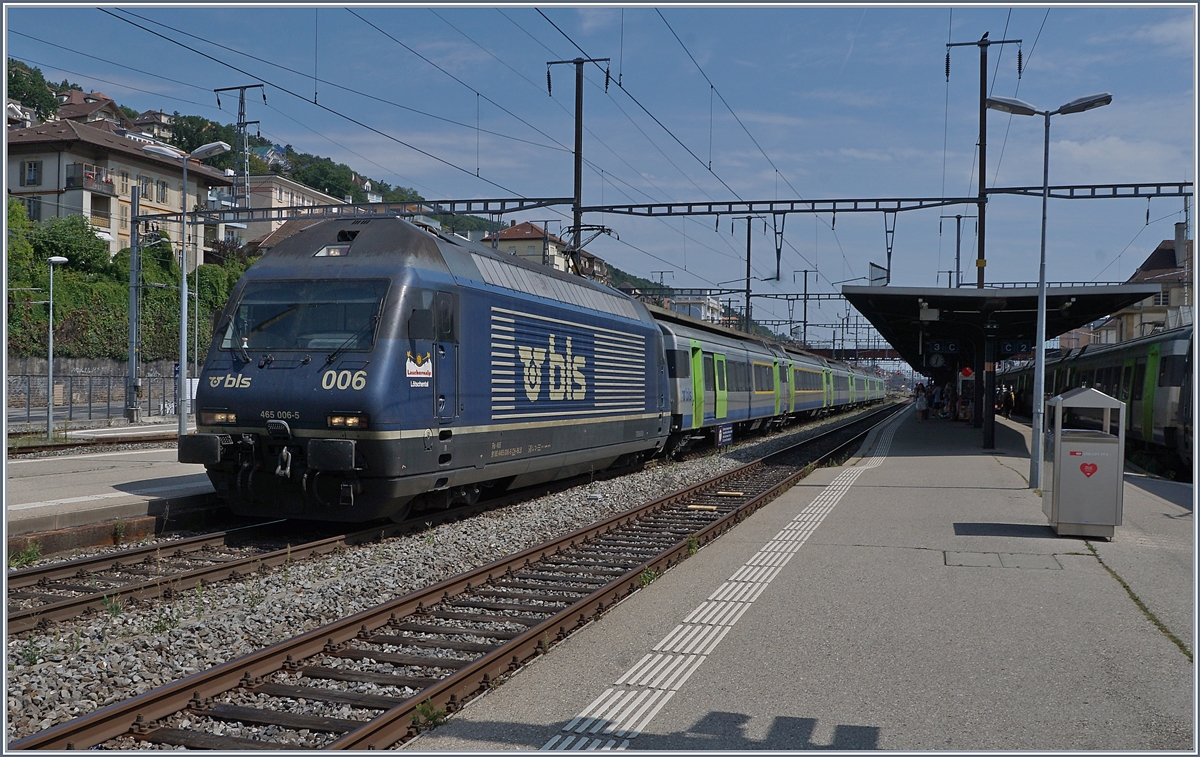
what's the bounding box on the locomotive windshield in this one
[220,279,389,352]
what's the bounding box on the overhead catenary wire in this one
[989,8,1050,186]
[8,55,214,111]
[1091,209,1186,282]
[68,8,832,324]
[655,8,858,284]
[535,8,853,301]
[358,7,753,275]
[487,8,763,268]
[11,34,450,203]
[99,8,528,198]
[108,9,567,156]
[362,7,746,270]
[345,9,574,157]
[10,30,213,96]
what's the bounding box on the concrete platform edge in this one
[7,493,224,556]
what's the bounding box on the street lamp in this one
[142,141,231,438]
[986,92,1112,490]
[46,256,68,440]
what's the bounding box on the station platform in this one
[5,441,217,550]
[407,407,1195,751]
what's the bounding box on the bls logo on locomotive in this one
[209,374,252,389]
[518,335,586,402]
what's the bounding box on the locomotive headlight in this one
[200,411,237,424]
[327,413,368,429]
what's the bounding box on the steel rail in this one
[7,521,286,590]
[6,438,687,633]
[329,403,904,750]
[10,403,901,751]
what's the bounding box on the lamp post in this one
[46,256,69,440]
[142,141,231,438]
[985,92,1112,490]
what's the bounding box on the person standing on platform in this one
[1002,385,1015,420]
[915,384,927,423]
[932,383,943,418]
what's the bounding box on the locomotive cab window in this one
[406,290,458,342]
[220,279,388,352]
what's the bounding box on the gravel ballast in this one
[6,408,883,743]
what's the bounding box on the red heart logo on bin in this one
[1080,463,1098,478]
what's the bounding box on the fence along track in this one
[10,404,901,751]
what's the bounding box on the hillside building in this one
[8,119,233,267]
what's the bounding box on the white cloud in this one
[1087,17,1197,59]
[575,8,620,34]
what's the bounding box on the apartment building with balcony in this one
[8,119,233,268]
[242,173,346,244]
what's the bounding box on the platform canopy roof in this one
[841,284,1160,376]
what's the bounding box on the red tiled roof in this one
[483,221,567,246]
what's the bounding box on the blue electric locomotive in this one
[181,217,668,521]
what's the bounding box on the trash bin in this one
[1043,387,1125,539]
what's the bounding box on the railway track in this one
[10,402,903,751]
[7,472,613,635]
[7,405,882,633]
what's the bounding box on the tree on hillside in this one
[287,151,359,201]
[7,59,58,120]
[170,114,241,171]
[51,78,82,95]
[119,105,140,122]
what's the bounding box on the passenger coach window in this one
[666,350,691,379]
[1158,355,1187,387]
[1132,361,1147,400]
[703,355,715,391]
[753,364,774,391]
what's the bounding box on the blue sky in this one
[6,4,1196,346]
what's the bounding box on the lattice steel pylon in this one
[214,85,263,208]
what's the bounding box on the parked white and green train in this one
[999,325,1193,472]
[651,305,887,453]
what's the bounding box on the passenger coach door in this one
[703,353,716,420]
[435,291,458,424]
[714,354,727,420]
[690,341,704,429]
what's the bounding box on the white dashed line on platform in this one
[541,409,906,750]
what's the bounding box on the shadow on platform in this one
[424,711,881,750]
[953,522,1058,539]
[1123,474,1193,512]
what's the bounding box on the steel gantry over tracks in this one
[132,196,575,228]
